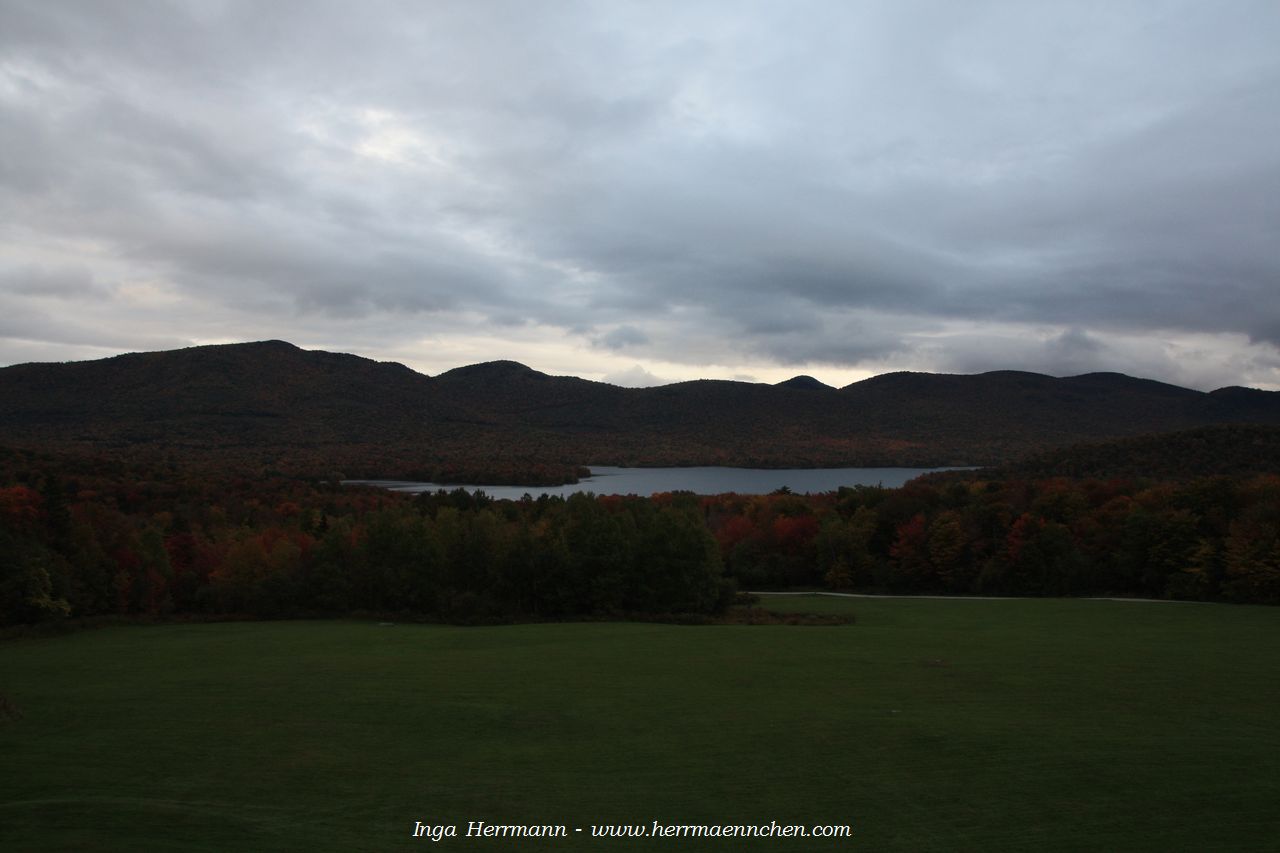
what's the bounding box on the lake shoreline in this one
[345,464,974,499]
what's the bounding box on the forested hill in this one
[2,340,1279,477]
[983,423,1280,481]
[0,340,431,445]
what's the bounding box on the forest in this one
[3,442,1279,628]
[6,341,1280,480]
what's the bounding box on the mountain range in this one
[2,340,1278,479]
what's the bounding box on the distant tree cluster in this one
[2,445,1279,628]
[705,477,1280,603]
[0,449,729,624]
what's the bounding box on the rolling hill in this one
[2,340,1278,478]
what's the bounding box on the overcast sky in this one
[3,0,1279,389]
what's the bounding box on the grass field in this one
[2,597,1279,851]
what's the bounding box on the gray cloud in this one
[594,325,650,350]
[2,0,1279,389]
[0,294,188,353]
[0,263,106,299]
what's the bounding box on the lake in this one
[346,465,963,500]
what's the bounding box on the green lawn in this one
[2,597,1278,851]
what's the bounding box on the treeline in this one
[708,477,1280,603]
[2,445,1279,627]
[0,469,730,625]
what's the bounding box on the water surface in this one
[348,465,961,500]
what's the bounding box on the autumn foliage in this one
[3,444,1279,627]
[703,476,1280,603]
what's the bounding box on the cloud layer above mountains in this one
[3,0,1279,389]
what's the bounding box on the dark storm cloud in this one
[2,0,1279,387]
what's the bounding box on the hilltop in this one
[2,341,1278,479]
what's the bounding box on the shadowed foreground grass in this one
[2,597,1278,851]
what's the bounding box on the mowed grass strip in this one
[1,598,1278,852]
